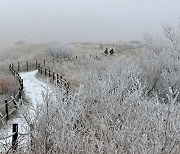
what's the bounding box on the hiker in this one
[109,48,114,55]
[104,48,108,55]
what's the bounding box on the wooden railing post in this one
[12,63,14,70]
[45,69,47,76]
[13,71,16,76]
[38,65,40,73]
[19,88,22,99]
[57,74,59,84]
[27,61,28,71]
[49,70,51,77]
[20,79,23,90]
[53,72,55,81]
[38,64,40,73]
[43,59,45,66]
[36,60,38,69]
[9,64,11,71]
[30,123,34,151]
[12,124,18,151]
[16,74,19,80]
[18,76,21,83]
[18,62,19,72]
[5,99,9,120]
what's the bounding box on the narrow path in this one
[0,70,52,151]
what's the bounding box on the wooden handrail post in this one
[18,76,21,83]
[19,88,22,99]
[53,72,55,81]
[20,79,23,90]
[43,59,45,66]
[17,74,19,80]
[27,61,28,72]
[66,82,69,95]
[45,69,47,76]
[40,68,42,75]
[18,62,19,72]
[9,64,11,71]
[12,124,18,151]
[5,99,9,120]
[17,74,20,81]
[30,123,34,150]
[38,65,40,72]
[57,74,59,84]
[38,64,40,72]
[35,60,37,69]
[49,70,51,77]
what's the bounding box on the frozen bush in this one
[139,22,180,101]
[26,57,180,153]
[47,41,74,59]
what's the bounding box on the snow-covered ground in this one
[0,70,52,152]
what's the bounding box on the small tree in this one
[47,41,73,60]
[140,21,180,100]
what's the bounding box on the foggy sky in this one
[0,0,179,44]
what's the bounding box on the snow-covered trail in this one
[20,70,48,109]
[0,70,52,151]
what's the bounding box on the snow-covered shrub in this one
[25,54,180,153]
[47,41,74,59]
[20,22,180,153]
[138,22,180,101]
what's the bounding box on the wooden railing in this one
[37,65,70,95]
[0,65,23,126]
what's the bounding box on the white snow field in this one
[0,70,54,152]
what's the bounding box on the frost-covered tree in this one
[139,22,180,100]
[47,41,74,59]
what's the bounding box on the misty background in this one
[0,0,179,46]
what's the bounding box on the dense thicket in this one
[25,23,180,153]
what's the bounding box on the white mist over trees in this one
[0,0,179,45]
